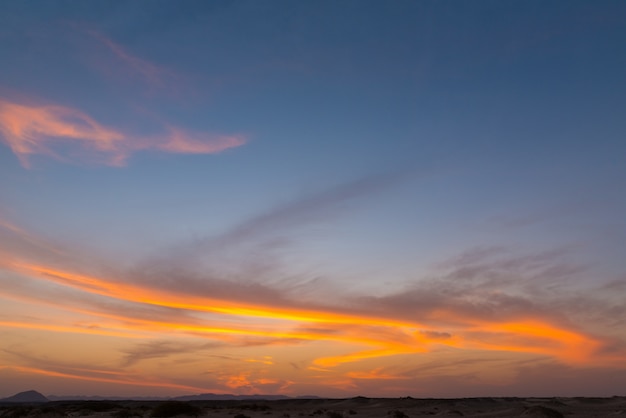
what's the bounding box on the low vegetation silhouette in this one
[150,401,201,418]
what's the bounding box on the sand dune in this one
[1,397,626,418]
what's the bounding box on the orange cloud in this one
[313,348,413,369]
[8,273,620,377]
[217,372,290,393]
[5,260,618,372]
[0,98,247,167]
[225,373,251,389]
[463,320,603,364]
[6,262,415,330]
[345,368,406,380]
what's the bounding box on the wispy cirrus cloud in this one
[0,216,65,258]
[0,98,247,167]
[86,30,176,91]
[147,171,409,280]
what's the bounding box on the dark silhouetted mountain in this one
[0,390,49,403]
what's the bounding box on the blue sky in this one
[1,0,626,398]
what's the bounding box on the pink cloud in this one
[158,126,247,154]
[0,98,247,167]
[0,99,124,167]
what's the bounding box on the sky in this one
[1,0,626,399]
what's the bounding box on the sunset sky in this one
[1,0,626,399]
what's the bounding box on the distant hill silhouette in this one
[47,394,165,401]
[45,393,321,401]
[0,390,49,403]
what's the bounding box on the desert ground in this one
[2,397,626,418]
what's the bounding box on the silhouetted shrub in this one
[326,412,342,418]
[34,405,66,417]
[388,410,408,418]
[521,406,564,418]
[78,402,120,412]
[233,414,250,418]
[112,408,143,418]
[4,406,33,418]
[240,404,270,412]
[150,402,201,418]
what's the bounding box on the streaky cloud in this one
[152,171,410,274]
[0,216,66,259]
[120,340,224,367]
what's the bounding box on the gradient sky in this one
[1,0,626,399]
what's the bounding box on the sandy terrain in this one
[2,397,626,418]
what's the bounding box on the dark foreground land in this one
[2,397,625,418]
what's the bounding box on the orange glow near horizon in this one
[2,259,615,373]
[0,366,217,394]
